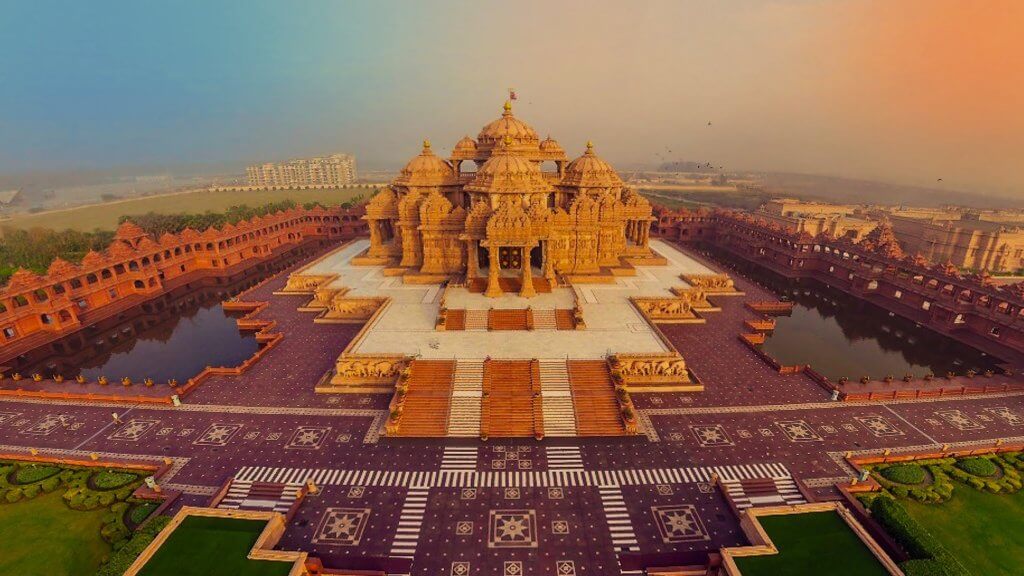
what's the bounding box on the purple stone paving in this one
[3,238,1024,575]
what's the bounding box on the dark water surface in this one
[703,246,1003,380]
[10,244,320,382]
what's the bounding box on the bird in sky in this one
[707,121,712,126]
[937,178,943,182]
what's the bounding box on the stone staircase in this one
[719,476,808,511]
[538,360,578,436]
[464,309,488,331]
[531,309,558,330]
[554,309,576,330]
[567,361,627,436]
[490,309,529,330]
[447,360,484,437]
[393,360,454,437]
[484,360,536,437]
[217,479,303,514]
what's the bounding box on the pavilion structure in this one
[279,101,738,439]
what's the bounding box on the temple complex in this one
[275,102,732,439]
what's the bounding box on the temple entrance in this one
[499,247,523,270]
[530,245,543,269]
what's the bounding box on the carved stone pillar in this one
[543,241,556,282]
[368,219,382,248]
[520,247,536,298]
[485,246,503,298]
[466,240,479,280]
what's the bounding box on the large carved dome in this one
[562,142,623,187]
[393,140,457,186]
[464,139,552,194]
[477,101,540,149]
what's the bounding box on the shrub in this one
[880,464,927,485]
[98,492,116,507]
[92,471,138,490]
[891,485,910,498]
[96,516,172,576]
[12,465,61,485]
[22,484,40,499]
[128,502,158,525]
[40,476,61,492]
[956,457,998,477]
[870,497,970,576]
[5,488,22,503]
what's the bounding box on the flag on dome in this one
[509,88,517,101]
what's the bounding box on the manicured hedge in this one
[12,465,61,485]
[880,464,927,485]
[870,496,970,576]
[955,457,998,478]
[92,470,139,490]
[95,516,171,576]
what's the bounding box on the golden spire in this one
[423,139,432,151]
[503,135,513,147]
[585,140,594,153]
[503,100,512,115]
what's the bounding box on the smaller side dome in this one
[539,135,563,154]
[562,141,623,188]
[454,135,477,152]
[394,139,457,187]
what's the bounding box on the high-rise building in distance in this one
[246,154,357,188]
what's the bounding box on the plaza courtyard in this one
[4,233,1024,574]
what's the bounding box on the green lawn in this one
[734,511,890,576]
[2,186,374,232]
[903,486,1024,575]
[0,491,111,575]
[138,516,292,576]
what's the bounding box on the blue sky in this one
[2,1,1021,195]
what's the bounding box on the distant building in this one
[246,154,357,188]
[889,215,1024,273]
[757,198,877,241]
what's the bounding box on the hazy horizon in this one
[3,1,1021,197]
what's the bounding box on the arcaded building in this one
[360,101,655,297]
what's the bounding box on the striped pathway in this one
[447,361,484,437]
[545,446,584,470]
[464,309,488,331]
[233,462,793,488]
[217,479,302,514]
[440,446,478,471]
[599,484,644,575]
[539,361,578,436]
[720,476,808,510]
[390,486,430,558]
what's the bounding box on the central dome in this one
[477,101,540,148]
[465,138,552,194]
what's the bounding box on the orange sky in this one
[821,0,1024,192]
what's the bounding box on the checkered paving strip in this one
[217,479,302,514]
[440,446,478,471]
[234,462,792,487]
[390,486,429,558]
[545,446,584,470]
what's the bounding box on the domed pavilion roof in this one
[464,138,553,195]
[562,141,623,188]
[539,135,564,155]
[454,135,477,153]
[477,101,540,149]
[393,140,457,187]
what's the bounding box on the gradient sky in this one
[2,1,1021,196]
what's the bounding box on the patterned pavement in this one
[3,240,1024,575]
